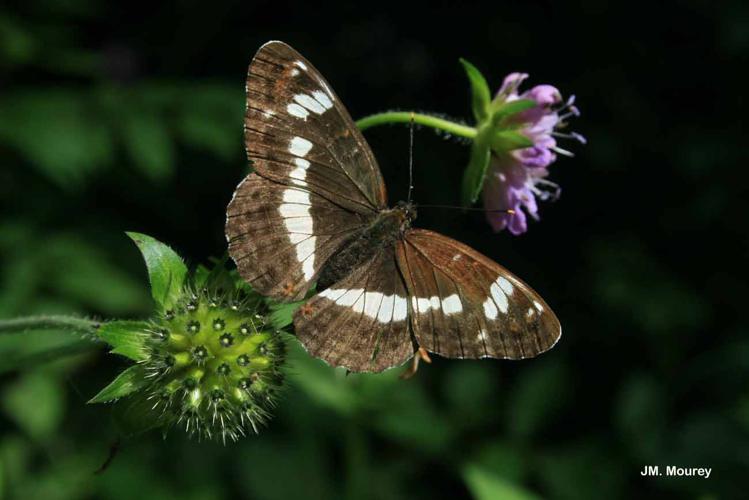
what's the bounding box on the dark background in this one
[1,1,747,498]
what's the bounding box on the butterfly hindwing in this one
[398,229,561,360]
[227,174,369,301]
[293,246,413,372]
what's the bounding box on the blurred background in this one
[0,1,747,498]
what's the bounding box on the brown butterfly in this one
[226,41,561,373]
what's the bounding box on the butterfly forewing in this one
[244,41,387,212]
[227,41,389,301]
[398,229,561,360]
[293,246,413,372]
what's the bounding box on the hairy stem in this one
[0,315,100,338]
[356,111,477,139]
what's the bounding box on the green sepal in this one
[126,232,187,312]
[97,320,149,361]
[88,364,149,403]
[491,98,537,126]
[461,128,492,206]
[460,58,491,123]
[192,264,211,290]
[491,130,534,152]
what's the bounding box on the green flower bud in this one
[91,233,287,443]
[140,288,285,441]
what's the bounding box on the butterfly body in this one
[317,203,414,290]
[226,41,561,372]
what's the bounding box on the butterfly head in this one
[394,201,417,231]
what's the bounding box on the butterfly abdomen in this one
[316,206,412,290]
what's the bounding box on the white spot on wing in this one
[288,166,307,186]
[430,296,441,311]
[363,292,384,319]
[279,203,308,218]
[284,216,314,234]
[282,188,310,205]
[294,94,325,114]
[392,296,408,321]
[490,282,509,313]
[533,300,544,312]
[377,294,395,323]
[312,90,333,110]
[497,277,514,296]
[300,242,316,280]
[317,291,407,323]
[336,289,364,307]
[294,60,307,70]
[414,297,429,312]
[280,187,315,279]
[287,103,309,119]
[441,294,463,315]
[289,233,306,244]
[295,237,315,262]
[294,158,310,169]
[483,298,498,319]
[320,288,346,302]
[289,136,312,157]
[352,292,366,314]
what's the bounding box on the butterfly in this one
[226,41,561,373]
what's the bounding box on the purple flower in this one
[483,73,584,234]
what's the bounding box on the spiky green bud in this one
[143,288,285,441]
[90,233,287,443]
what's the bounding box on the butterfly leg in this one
[399,347,432,380]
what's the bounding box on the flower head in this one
[139,286,286,442]
[483,73,584,234]
[90,233,287,443]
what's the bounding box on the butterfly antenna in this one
[418,204,516,214]
[407,112,415,204]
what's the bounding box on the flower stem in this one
[356,112,477,139]
[0,315,100,338]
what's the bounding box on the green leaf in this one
[97,320,149,361]
[126,232,187,312]
[491,130,534,152]
[88,364,149,403]
[463,464,541,500]
[460,58,491,123]
[461,133,492,206]
[491,98,537,125]
[121,111,175,181]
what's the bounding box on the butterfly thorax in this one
[316,202,415,290]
